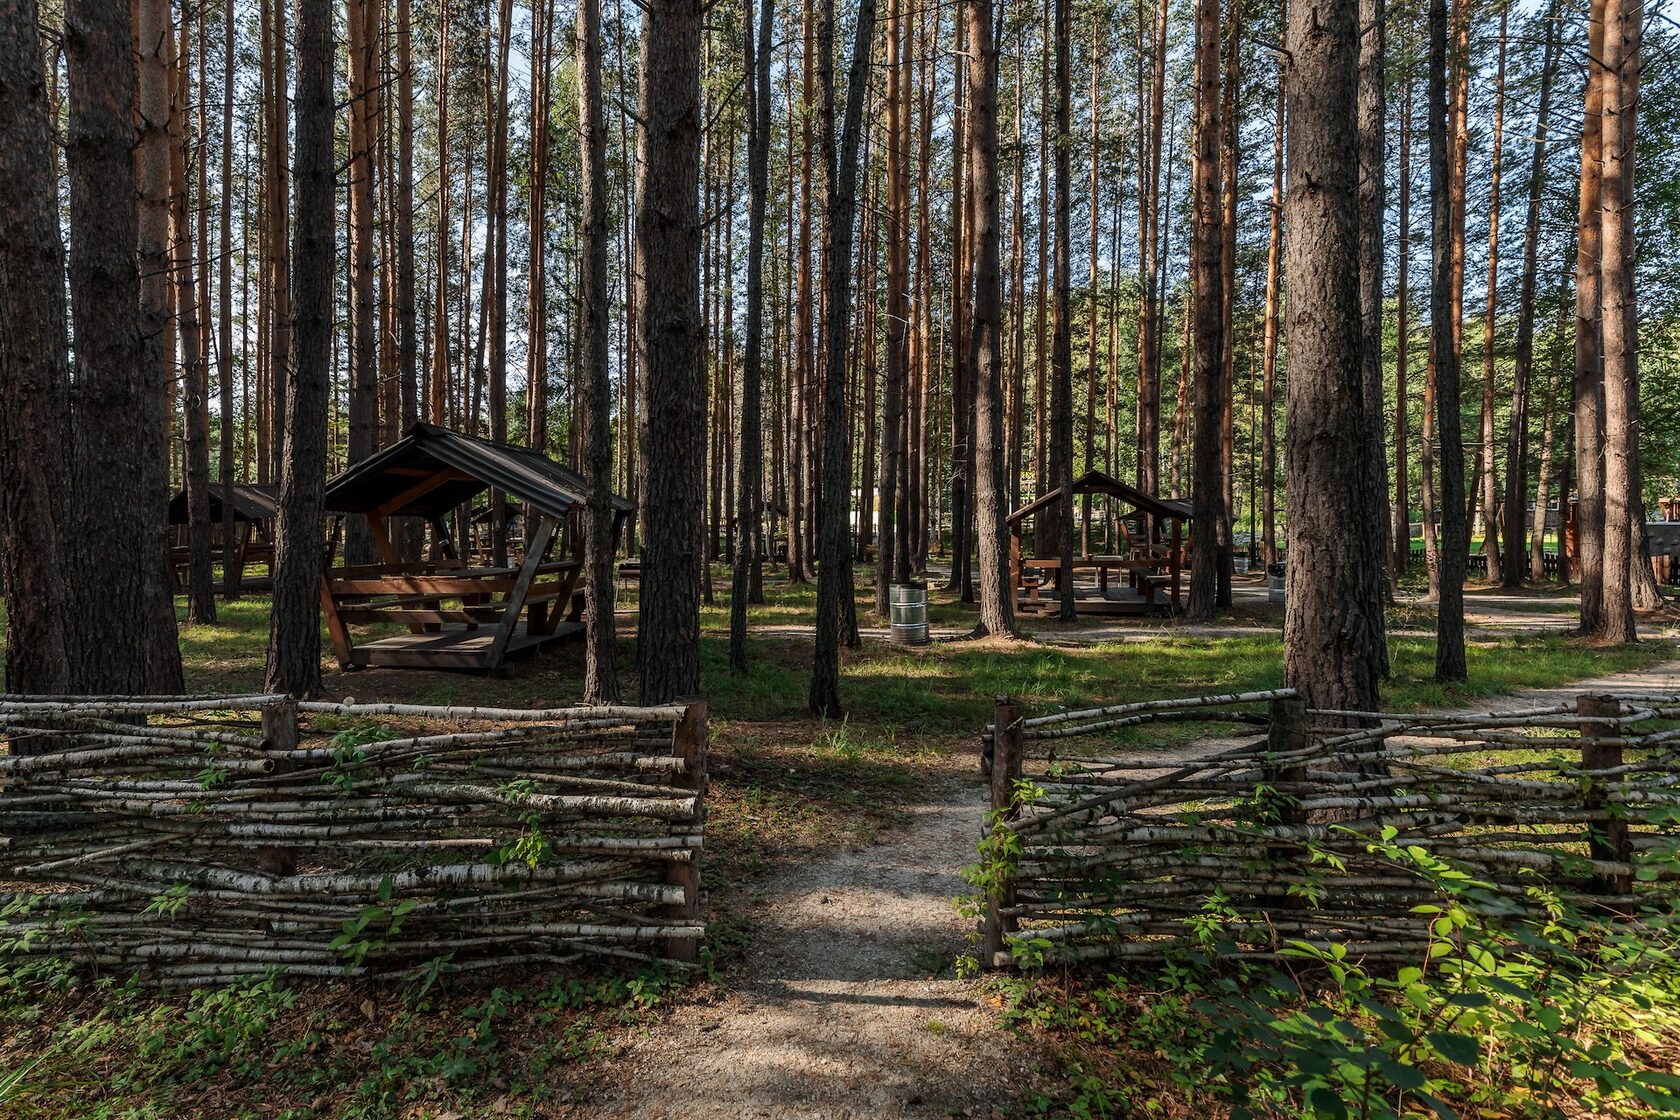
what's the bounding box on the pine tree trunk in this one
[527,0,554,453]
[0,0,74,694]
[1357,0,1390,637]
[173,8,216,625]
[966,0,1015,639]
[219,0,239,597]
[1048,0,1075,620]
[72,0,180,695]
[1260,25,1284,568]
[265,0,335,698]
[1185,0,1221,623]
[578,0,620,699]
[346,0,379,566]
[1505,0,1559,586]
[808,0,875,715]
[1430,0,1467,681]
[1394,34,1411,578]
[1595,0,1637,642]
[1282,0,1382,710]
[876,0,906,618]
[1574,0,1607,630]
[1474,0,1508,584]
[730,0,773,673]
[635,0,705,704]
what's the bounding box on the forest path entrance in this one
[594,776,1027,1119]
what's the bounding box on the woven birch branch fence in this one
[0,695,707,987]
[977,690,1680,970]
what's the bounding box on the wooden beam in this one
[485,514,558,668]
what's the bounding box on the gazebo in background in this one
[320,423,631,672]
[168,483,279,593]
[1007,469,1192,616]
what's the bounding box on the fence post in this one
[983,696,1024,969]
[665,700,708,963]
[1261,696,1308,916]
[258,697,300,876]
[1577,694,1631,903]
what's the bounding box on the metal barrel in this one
[1267,566,1286,605]
[888,583,929,646]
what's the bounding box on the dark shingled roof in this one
[324,423,633,523]
[1007,469,1192,526]
[168,483,280,525]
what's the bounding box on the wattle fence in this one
[0,694,706,987]
[978,689,1680,968]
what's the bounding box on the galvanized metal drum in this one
[889,583,930,646]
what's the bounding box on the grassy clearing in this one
[1,574,1674,1118]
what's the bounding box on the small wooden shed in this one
[1007,469,1193,615]
[168,483,280,593]
[321,423,632,672]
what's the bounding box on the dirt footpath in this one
[590,779,1030,1119]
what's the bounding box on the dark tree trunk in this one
[1048,0,1075,620]
[1394,40,1412,578]
[730,0,774,674]
[1504,0,1560,586]
[808,0,876,717]
[1185,0,1221,623]
[219,0,239,596]
[264,0,335,698]
[578,0,619,700]
[1430,0,1467,681]
[1281,0,1383,710]
[0,0,74,694]
[71,0,181,695]
[1595,0,1637,642]
[634,0,704,704]
[1260,24,1284,568]
[1357,0,1390,647]
[966,0,1014,639]
[1573,0,1607,633]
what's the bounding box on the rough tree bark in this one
[1282,0,1384,710]
[74,0,181,694]
[1430,0,1467,681]
[634,0,705,704]
[1573,0,1607,631]
[966,0,1015,639]
[1185,0,1221,623]
[1504,0,1560,585]
[0,0,74,693]
[1595,0,1636,643]
[578,0,620,700]
[264,0,335,699]
[1048,0,1075,620]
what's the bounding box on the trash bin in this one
[889,583,929,646]
[1267,562,1286,605]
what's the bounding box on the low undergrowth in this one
[983,829,1680,1119]
[0,961,694,1119]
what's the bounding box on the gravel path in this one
[592,778,1028,1119]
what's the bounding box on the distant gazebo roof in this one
[1007,469,1192,527]
[167,483,279,525]
[324,422,632,522]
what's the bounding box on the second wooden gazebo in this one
[1007,469,1193,616]
[321,423,632,672]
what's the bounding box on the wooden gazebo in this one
[321,423,632,672]
[168,483,279,593]
[1007,469,1193,616]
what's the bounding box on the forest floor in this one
[3,574,1678,1117]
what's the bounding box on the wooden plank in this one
[665,702,707,962]
[485,515,558,669]
[319,576,356,668]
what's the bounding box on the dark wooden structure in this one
[1007,470,1193,615]
[168,483,280,593]
[321,423,631,672]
